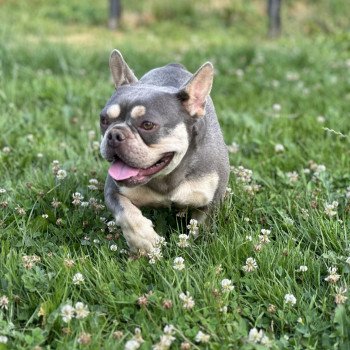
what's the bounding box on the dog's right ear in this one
[109,50,138,88]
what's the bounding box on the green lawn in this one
[0,1,350,349]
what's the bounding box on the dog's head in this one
[100,50,214,187]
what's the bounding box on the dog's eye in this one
[100,115,109,126]
[141,121,156,130]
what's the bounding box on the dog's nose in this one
[107,129,126,147]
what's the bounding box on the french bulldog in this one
[100,50,229,254]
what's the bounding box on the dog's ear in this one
[177,62,214,117]
[109,50,138,88]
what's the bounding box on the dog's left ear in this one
[177,62,214,117]
[109,49,138,88]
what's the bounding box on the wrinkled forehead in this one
[102,85,182,121]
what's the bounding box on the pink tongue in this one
[108,159,140,180]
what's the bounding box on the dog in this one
[100,50,229,254]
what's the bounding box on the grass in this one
[0,0,350,349]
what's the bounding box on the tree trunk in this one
[109,0,122,30]
[268,0,281,38]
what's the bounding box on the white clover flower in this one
[242,257,258,272]
[56,169,67,180]
[226,187,234,195]
[0,335,8,344]
[61,304,75,323]
[248,328,263,343]
[231,166,253,183]
[244,184,261,196]
[163,325,175,335]
[77,332,91,345]
[72,192,84,206]
[155,236,167,247]
[325,267,341,284]
[37,152,43,158]
[177,234,190,248]
[88,185,98,191]
[324,201,338,217]
[0,188,6,194]
[260,334,271,346]
[259,229,271,244]
[301,208,309,219]
[74,302,90,319]
[148,247,163,264]
[2,146,11,153]
[272,103,281,112]
[153,334,176,350]
[125,339,141,350]
[133,328,144,344]
[125,328,145,350]
[26,134,34,142]
[246,235,252,241]
[317,116,326,123]
[220,305,228,313]
[179,291,195,310]
[284,293,297,306]
[314,164,326,177]
[227,141,240,154]
[92,141,100,151]
[153,327,176,350]
[195,331,210,343]
[298,265,308,272]
[64,259,75,268]
[73,272,85,285]
[187,219,198,236]
[0,295,9,310]
[88,130,96,140]
[110,244,118,251]
[235,69,244,78]
[334,287,348,305]
[41,214,49,219]
[286,171,299,183]
[173,257,185,271]
[284,216,294,226]
[275,144,285,153]
[221,279,234,293]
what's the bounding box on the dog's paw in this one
[123,216,161,254]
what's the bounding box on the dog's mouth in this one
[108,152,174,185]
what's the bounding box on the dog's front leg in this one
[105,176,161,254]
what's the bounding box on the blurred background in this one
[0,0,349,170]
[1,0,349,36]
[1,0,349,55]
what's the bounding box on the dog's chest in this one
[120,173,219,208]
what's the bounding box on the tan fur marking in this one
[130,105,146,119]
[120,186,171,208]
[107,104,121,119]
[170,173,219,207]
[120,172,219,209]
